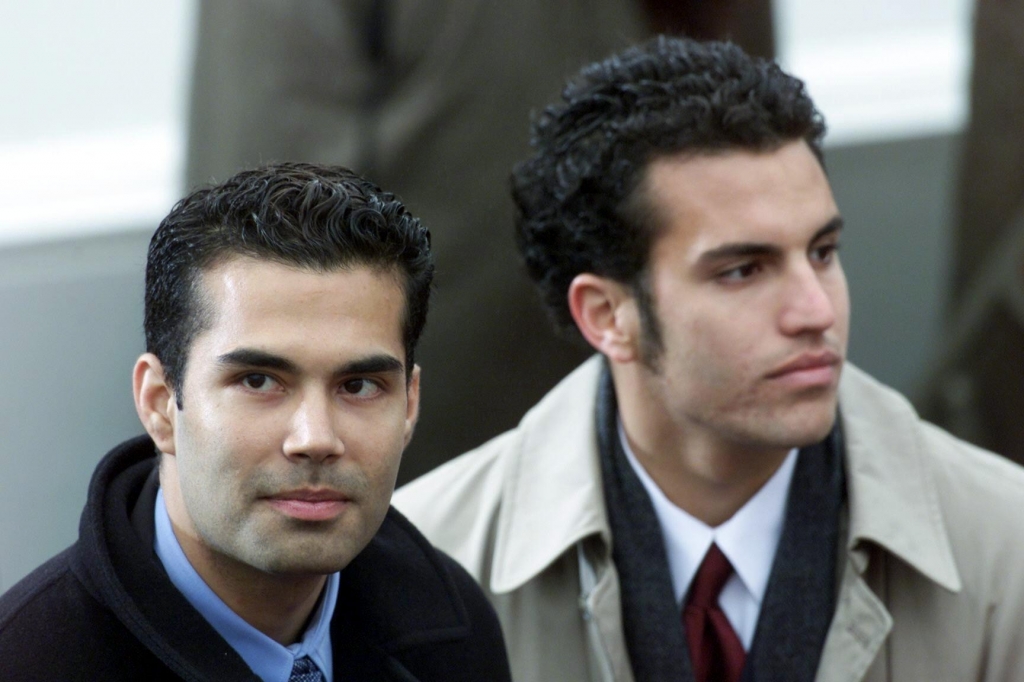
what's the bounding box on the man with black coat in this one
[0,162,511,681]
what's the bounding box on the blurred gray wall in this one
[833,134,958,392]
[0,230,150,591]
[0,132,959,592]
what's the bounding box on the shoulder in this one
[371,508,501,621]
[843,363,1024,524]
[912,420,1024,614]
[917,421,1024,553]
[339,508,511,681]
[837,366,1024,675]
[0,547,76,632]
[424,548,512,682]
[0,547,115,679]
[841,364,1024,589]
[401,517,510,665]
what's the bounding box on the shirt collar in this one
[153,488,338,682]
[619,420,797,606]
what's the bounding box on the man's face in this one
[160,257,417,576]
[636,140,849,452]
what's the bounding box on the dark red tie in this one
[683,543,746,682]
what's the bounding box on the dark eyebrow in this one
[697,215,844,264]
[335,354,405,379]
[811,216,844,242]
[217,348,299,374]
[216,348,405,379]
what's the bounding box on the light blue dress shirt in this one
[154,488,338,682]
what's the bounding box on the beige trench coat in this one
[395,356,1024,681]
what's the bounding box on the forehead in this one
[191,257,407,365]
[642,141,838,255]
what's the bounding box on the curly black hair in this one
[145,162,433,407]
[512,36,826,345]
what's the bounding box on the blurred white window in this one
[0,0,973,245]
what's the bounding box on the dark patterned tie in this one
[683,543,746,682]
[288,656,326,682]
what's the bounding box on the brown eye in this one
[342,378,383,398]
[241,374,276,391]
[718,262,760,282]
[812,243,840,265]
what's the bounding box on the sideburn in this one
[632,272,664,372]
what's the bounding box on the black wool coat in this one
[0,436,511,681]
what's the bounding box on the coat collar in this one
[338,508,477,651]
[837,364,961,592]
[489,357,962,595]
[490,356,609,594]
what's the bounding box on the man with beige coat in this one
[396,37,1024,681]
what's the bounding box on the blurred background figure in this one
[920,0,1024,466]
[184,0,775,481]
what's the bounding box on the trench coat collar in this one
[837,364,961,592]
[490,356,609,594]
[488,357,962,596]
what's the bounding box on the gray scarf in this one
[597,366,844,681]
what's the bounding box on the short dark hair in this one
[145,162,433,407]
[512,36,826,344]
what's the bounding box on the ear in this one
[133,353,177,455]
[567,273,641,364]
[403,364,421,447]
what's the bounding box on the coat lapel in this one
[582,544,635,682]
[816,554,892,682]
[839,365,961,594]
[815,365,965,682]
[488,357,634,680]
[489,356,610,595]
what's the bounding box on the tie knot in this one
[289,656,325,682]
[687,543,734,609]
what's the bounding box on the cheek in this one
[176,410,259,491]
[670,310,762,380]
[827,265,851,312]
[342,407,407,461]
[834,282,851,339]
[360,428,405,480]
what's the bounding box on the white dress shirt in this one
[619,422,798,650]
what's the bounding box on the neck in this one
[169,518,326,646]
[159,464,329,645]
[612,363,791,527]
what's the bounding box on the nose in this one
[778,263,837,337]
[282,392,344,462]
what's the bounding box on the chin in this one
[745,398,837,451]
[240,536,361,575]
[259,552,354,576]
[786,409,839,448]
